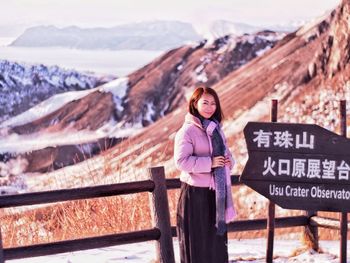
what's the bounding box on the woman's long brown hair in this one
[188,86,223,123]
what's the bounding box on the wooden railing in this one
[0,167,342,263]
[0,167,174,263]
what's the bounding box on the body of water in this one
[0,38,164,76]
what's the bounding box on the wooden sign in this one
[240,122,350,212]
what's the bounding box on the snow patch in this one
[144,102,156,122]
[258,33,286,42]
[255,46,272,56]
[195,64,204,74]
[1,89,95,128]
[196,72,208,83]
[1,77,129,128]
[176,64,184,71]
[99,77,128,112]
[99,77,128,98]
[0,156,28,194]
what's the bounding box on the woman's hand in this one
[211,156,225,168]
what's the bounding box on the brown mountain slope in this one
[124,31,281,126]
[11,91,115,134]
[105,3,341,174]
[38,0,350,188]
[9,31,279,135]
[4,31,279,173]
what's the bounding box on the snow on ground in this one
[7,238,348,263]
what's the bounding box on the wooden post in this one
[339,100,347,263]
[0,226,4,263]
[266,99,277,263]
[148,167,175,263]
[303,210,319,251]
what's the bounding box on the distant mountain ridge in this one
[9,20,293,51]
[10,21,202,51]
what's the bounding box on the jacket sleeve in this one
[174,129,212,173]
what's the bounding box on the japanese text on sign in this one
[263,157,350,181]
[253,129,315,149]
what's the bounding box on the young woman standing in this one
[174,86,236,263]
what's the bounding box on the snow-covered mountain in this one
[0,60,112,123]
[7,31,284,134]
[0,30,283,175]
[10,21,202,51]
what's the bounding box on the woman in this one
[174,86,236,263]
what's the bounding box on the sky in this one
[0,0,341,37]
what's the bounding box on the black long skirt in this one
[176,182,228,263]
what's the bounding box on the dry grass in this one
[0,193,152,248]
[0,180,345,250]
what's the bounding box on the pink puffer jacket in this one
[174,113,236,222]
[174,113,235,187]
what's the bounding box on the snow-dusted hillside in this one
[0,60,111,123]
[0,30,284,177]
[3,30,283,133]
[0,77,131,139]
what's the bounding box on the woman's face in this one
[196,93,216,119]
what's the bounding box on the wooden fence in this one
[0,166,344,263]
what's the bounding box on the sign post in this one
[266,99,277,263]
[339,100,347,263]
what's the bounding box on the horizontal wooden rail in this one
[165,178,181,189]
[0,180,154,208]
[4,228,160,260]
[310,216,350,230]
[165,175,241,190]
[170,215,308,236]
[0,175,239,208]
[230,175,241,185]
[227,215,308,232]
